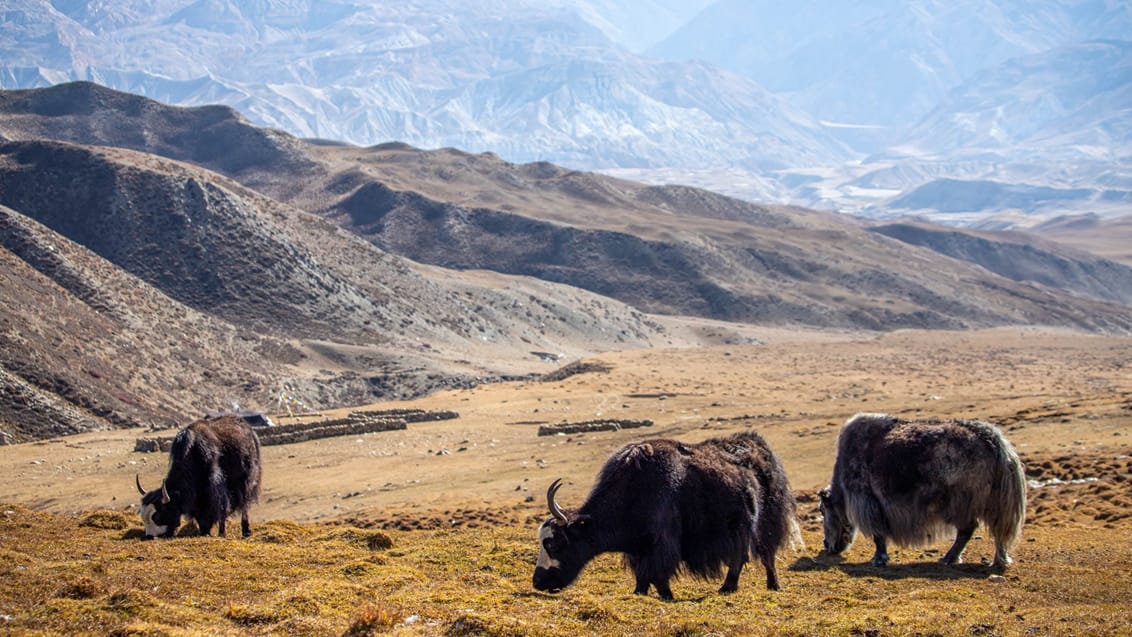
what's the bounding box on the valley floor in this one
[0,327,1130,634]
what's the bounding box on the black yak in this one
[135,416,262,539]
[533,431,800,600]
[819,413,1026,570]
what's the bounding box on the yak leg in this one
[760,549,781,591]
[241,510,252,537]
[627,555,650,596]
[870,534,890,567]
[632,571,651,597]
[631,572,674,601]
[992,543,1013,571]
[633,536,679,600]
[637,567,676,601]
[719,554,746,593]
[941,524,976,565]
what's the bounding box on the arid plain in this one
[2,327,1130,635]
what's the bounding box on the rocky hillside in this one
[0,135,686,443]
[2,83,1131,443]
[4,84,1130,332]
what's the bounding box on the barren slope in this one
[0,139,723,443]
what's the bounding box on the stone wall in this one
[536,418,653,437]
[133,409,458,452]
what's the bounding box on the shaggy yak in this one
[533,431,800,600]
[135,416,262,539]
[819,413,1026,570]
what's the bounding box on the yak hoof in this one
[871,555,889,567]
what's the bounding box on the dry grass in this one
[3,329,1131,635]
[1,502,1130,636]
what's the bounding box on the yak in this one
[533,431,800,600]
[135,416,262,539]
[819,413,1026,570]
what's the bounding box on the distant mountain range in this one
[3,0,1129,226]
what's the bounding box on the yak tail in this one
[987,427,1027,558]
[752,461,804,554]
[786,515,805,552]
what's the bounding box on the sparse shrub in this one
[573,600,621,623]
[105,589,157,613]
[664,621,716,637]
[78,510,132,530]
[224,602,279,625]
[343,604,403,636]
[55,576,104,599]
[316,527,394,550]
[107,621,174,637]
[342,561,375,578]
[446,612,526,637]
[254,519,313,544]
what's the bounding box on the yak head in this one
[818,485,856,556]
[533,478,595,594]
[136,475,180,539]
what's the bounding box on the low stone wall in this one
[256,415,406,446]
[536,418,654,437]
[377,408,459,423]
[133,409,457,452]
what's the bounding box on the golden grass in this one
[2,504,1130,636]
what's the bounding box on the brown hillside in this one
[3,82,1130,333]
[871,220,1132,306]
[1,140,728,442]
[1032,212,1132,266]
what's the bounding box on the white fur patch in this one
[536,524,561,569]
[140,503,168,538]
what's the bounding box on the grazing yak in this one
[135,416,262,539]
[533,431,800,600]
[819,413,1026,570]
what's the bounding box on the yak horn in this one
[160,479,171,505]
[136,474,147,496]
[547,478,568,524]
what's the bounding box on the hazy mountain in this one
[893,40,1132,160]
[834,40,1132,222]
[0,0,851,171]
[3,0,1130,230]
[650,0,1132,133]
[561,0,715,52]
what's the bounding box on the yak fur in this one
[137,416,262,539]
[534,431,800,599]
[820,413,1026,569]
